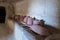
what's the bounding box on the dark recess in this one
[0,6,6,23]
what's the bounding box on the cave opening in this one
[0,6,6,23]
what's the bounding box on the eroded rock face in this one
[0,0,22,2]
[45,34,60,40]
[0,0,15,34]
[30,25,50,36]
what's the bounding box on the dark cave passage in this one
[0,6,6,23]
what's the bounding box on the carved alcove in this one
[0,1,15,33]
[0,0,24,34]
[0,0,23,24]
[0,2,14,22]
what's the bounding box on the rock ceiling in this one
[0,0,23,3]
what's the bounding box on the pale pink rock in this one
[27,17,33,25]
[30,25,50,36]
[23,16,29,23]
[33,20,40,25]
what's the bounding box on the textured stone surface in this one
[0,0,15,32]
[0,24,15,40]
[0,0,22,2]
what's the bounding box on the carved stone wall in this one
[0,0,24,33]
[0,1,15,32]
[0,2,14,23]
